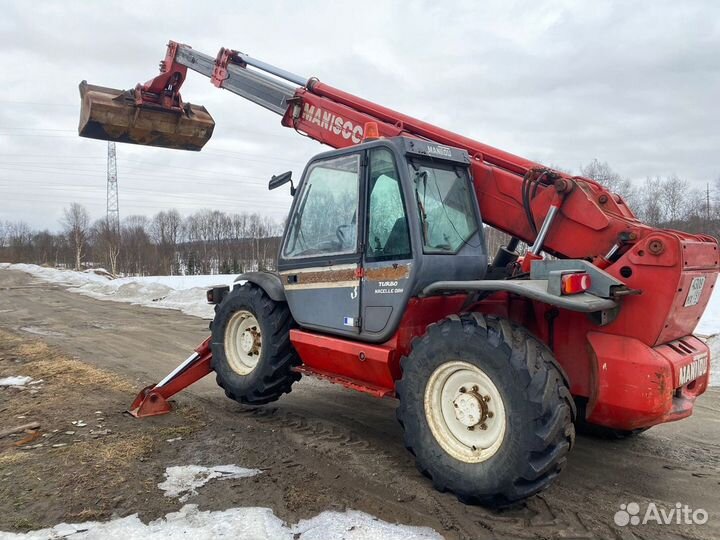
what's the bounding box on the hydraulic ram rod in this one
[174,45,296,115]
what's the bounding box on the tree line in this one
[2,160,718,276]
[0,206,282,276]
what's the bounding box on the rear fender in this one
[235,271,286,302]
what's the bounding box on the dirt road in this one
[1,268,719,539]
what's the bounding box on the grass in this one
[0,452,30,467]
[0,326,210,532]
[65,434,156,466]
[3,333,134,393]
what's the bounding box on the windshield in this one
[282,154,360,258]
[411,162,478,253]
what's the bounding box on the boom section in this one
[173,45,296,115]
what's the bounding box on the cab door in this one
[277,151,364,336]
[360,147,414,340]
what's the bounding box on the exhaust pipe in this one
[78,81,215,151]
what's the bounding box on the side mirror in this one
[269,171,296,195]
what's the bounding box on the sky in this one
[1,0,718,231]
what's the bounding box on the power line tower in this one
[107,141,120,234]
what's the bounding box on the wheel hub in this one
[224,310,262,375]
[240,329,259,355]
[424,361,506,463]
[453,387,491,429]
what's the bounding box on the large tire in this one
[574,398,649,439]
[211,284,300,405]
[396,314,576,507]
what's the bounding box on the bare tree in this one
[660,174,689,226]
[93,218,121,275]
[580,159,637,211]
[637,177,664,226]
[6,221,33,262]
[121,215,153,275]
[61,203,90,270]
[151,209,183,274]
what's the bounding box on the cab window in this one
[366,148,411,261]
[283,154,360,258]
[412,163,478,253]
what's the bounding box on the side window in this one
[412,164,478,254]
[283,154,360,258]
[366,148,411,261]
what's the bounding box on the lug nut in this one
[480,423,488,430]
[459,386,466,393]
[472,385,479,392]
[487,411,494,418]
[484,395,491,402]
[467,425,475,431]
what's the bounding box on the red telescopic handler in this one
[79,41,717,506]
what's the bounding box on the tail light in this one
[561,273,591,295]
[206,285,230,304]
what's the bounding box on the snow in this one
[0,504,443,540]
[695,286,720,387]
[4,264,236,319]
[0,376,32,387]
[0,462,442,538]
[158,465,262,503]
[8,263,111,287]
[696,286,720,337]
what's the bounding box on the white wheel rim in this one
[424,361,506,463]
[224,310,262,375]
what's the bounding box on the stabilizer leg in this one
[127,337,213,418]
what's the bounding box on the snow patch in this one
[4,264,236,319]
[157,465,262,502]
[1,504,442,540]
[695,286,720,387]
[20,326,65,337]
[696,285,720,337]
[0,376,33,387]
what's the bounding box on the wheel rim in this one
[424,360,506,463]
[224,310,262,375]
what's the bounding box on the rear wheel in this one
[211,284,300,405]
[396,314,575,507]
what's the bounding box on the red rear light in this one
[561,273,591,295]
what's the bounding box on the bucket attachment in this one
[127,337,213,418]
[78,81,215,151]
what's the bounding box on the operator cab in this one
[276,136,488,343]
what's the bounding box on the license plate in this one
[684,276,706,307]
[678,353,708,386]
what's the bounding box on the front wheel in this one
[396,314,576,507]
[211,284,300,405]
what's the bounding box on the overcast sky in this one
[1,0,718,231]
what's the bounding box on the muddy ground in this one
[0,267,719,539]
